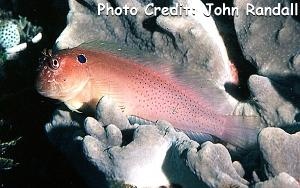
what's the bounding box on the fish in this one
[36,41,260,149]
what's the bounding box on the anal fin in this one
[176,129,216,144]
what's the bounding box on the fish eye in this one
[77,54,87,64]
[49,59,60,70]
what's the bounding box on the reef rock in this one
[248,75,298,127]
[54,0,251,115]
[95,96,132,130]
[255,172,300,188]
[186,141,248,188]
[82,121,204,188]
[234,0,300,77]
[233,161,246,178]
[235,0,300,128]
[258,127,300,182]
[45,97,247,188]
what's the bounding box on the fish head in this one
[35,49,90,101]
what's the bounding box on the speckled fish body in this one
[36,41,259,148]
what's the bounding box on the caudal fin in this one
[221,116,262,149]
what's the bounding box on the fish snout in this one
[35,73,48,96]
[35,65,57,97]
[35,76,61,99]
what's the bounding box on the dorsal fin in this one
[78,40,154,60]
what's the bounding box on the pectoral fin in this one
[64,101,83,113]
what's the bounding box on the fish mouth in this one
[36,79,89,101]
[35,83,62,99]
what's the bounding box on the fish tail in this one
[221,116,261,149]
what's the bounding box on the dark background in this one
[0,0,87,187]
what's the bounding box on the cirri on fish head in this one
[36,41,260,149]
[36,49,90,106]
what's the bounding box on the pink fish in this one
[36,41,259,148]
